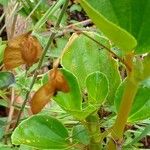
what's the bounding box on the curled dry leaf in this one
[4,31,42,70]
[31,68,69,114]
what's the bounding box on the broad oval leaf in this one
[0,72,15,89]
[62,32,121,103]
[86,71,109,105]
[79,0,150,54]
[115,78,150,122]
[11,115,69,149]
[78,0,137,53]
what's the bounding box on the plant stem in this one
[86,113,101,150]
[107,75,139,150]
[4,87,15,144]
[13,0,69,129]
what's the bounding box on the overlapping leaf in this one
[78,0,150,54]
[62,32,121,103]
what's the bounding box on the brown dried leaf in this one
[49,68,70,92]
[4,31,42,70]
[30,69,69,114]
[4,47,25,70]
[20,33,42,67]
[31,82,55,114]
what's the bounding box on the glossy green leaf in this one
[115,78,150,122]
[0,72,15,89]
[78,0,137,53]
[62,32,121,103]
[11,115,69,149]
[72,125,90,145]
[86,72,109,105]
[79,0,150,54]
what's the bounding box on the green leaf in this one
[86,72,109,105]
[33,0,65,31]
[0,0,9,6]
[0,120,5,140]
[72,125,90,145]
[115,78,150,122]
[78,0,137,53]
[62,32,121,103]
[54,69,82,111]
[79,0,150,54]
[133,54,150,81]
[128,100,150,122]
[0,72,15,89]
[11,115,69,149]
[126,124,150,147]
[0,146,13,150]
[0,43,6,63]
[54,69,97,120]
[142,54,150,79]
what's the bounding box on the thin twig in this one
[13,0,69,129]
[9,14,18,39]
[4,87,15,144]
[64,19,92,29]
